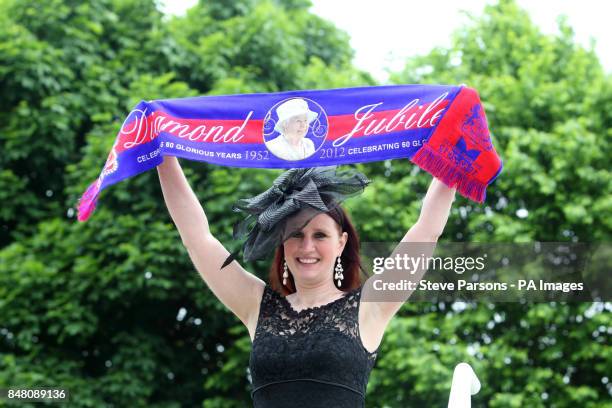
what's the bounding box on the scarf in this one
[77,84,502,221]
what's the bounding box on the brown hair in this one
[269,205,363,295]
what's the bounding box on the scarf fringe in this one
[77,179,100,221]
[411,145,486,203]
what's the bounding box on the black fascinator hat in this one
[222,166,369,268]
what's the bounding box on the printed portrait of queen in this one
[265,98,318,161]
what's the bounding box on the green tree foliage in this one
[367,1,611,407]
[0,0,371,406]
[0,0,609,406]
[390,0,611,243]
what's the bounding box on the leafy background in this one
[0,0,610,406]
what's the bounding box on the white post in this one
[448,363,481,408]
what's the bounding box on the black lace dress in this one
[249,285,379,407]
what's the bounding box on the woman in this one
[157,157,455,407]
[265,98,317,161]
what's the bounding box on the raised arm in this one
[400,177,456,244]
[363,177,456,324]
[157,156,264,333]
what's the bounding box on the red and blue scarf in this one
[78,84,502,221]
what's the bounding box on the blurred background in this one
[0,0,610,406]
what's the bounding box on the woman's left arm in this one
[363,177,456,324]
[400,177,456,244]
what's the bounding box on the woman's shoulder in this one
[304,137,315,148]
[266,136,291,159]
[267,135,286,149]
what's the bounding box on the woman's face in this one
[282,114,309,141]
[283,212,348,286]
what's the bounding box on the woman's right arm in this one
[157,156,265,332]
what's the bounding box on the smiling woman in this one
[270,206,361,296]
[283,213,347,285]
[157,159,456,407]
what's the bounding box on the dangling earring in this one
[283,260,289,286]
[334,257,344,288]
